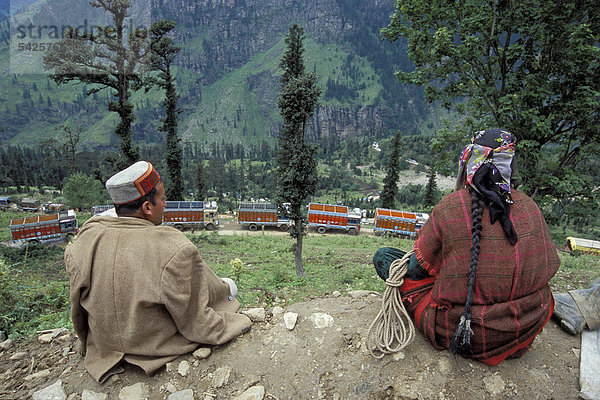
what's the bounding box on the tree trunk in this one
[294,218,306,277]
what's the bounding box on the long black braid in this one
[450,186,484,357]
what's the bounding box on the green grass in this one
[0,242,71,338]
[191,232,414,307]
[551,251,600,293]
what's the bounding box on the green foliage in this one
[42,0,146,165]
[62,173,108,211]
[195,162,208,200]
[380,130,403,209]
[383,0,600,214]
[551,252,600,293]
[229,257,244,283]
[0,242,64,265]
[423,167,439,207]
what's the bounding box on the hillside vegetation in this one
[0,0,439,149]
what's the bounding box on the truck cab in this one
[0,197,10,209]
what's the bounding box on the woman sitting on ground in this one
[373,128,560,365]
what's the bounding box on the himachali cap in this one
[106,161,161,204]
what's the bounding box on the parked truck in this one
[238,201,292,231]
[20,198,41,212]
[415,212,430,230]
[163,201,219,231]
[9,211,78,243]
[373,208,418,238]
[307,203,361,235]
[91,205,114,215]
[0,196,11,210]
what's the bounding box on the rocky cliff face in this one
[308,105,387,140]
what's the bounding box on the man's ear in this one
[141,201,153,217]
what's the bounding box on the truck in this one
[566,237,600,256]
[373,208,418,238]
[163,201,219,231]
[20,198,41,212]
[415,212,430,230]
[307,203,361,235]
[9,211,78,243]
[0,196,11,210]
[238,201,292,231]
[42,202,66,214]
[91,205,114,215]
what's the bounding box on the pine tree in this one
[276,24,321,277]
[195,162,207,201]
[380,130,402,209]
[423,166,439,207]
[149,20,184,200]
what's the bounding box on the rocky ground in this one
[0,292,583,400]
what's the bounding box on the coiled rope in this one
[367,250,415,359]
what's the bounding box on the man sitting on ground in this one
[65,161,251,383]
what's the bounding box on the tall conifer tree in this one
[423,166,438,207]
[380,130,402,209]
[150,20,184,200]
[276,24,321,277]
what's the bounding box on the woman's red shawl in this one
[402,189,560,365]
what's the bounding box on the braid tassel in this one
[450,314,474,357]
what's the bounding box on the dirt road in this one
[192,220,375,236]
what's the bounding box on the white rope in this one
[367,250,415,359]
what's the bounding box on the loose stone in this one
[32,379,66,400]
[284,312,298,330]
[193,347,212,359]
[82,389,108,400]
[178,360,190,376]
[167,389,194,400]
[118,382,148,400]
[309,313,334,329]
[242,308,266,322]
[231,385,265,400]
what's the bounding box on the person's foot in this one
[553,292,586,335]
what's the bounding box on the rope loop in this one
[367,250,416,359]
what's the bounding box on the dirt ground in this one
[0,293,583,400]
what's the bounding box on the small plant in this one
[230,258,244,283]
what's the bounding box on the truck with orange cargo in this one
[9,211,78,243]
[163,201,219,231]
[307,203,361,235]
[373,208,420,238]
[238,201,292,231]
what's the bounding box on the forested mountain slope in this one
[0,0,437,149]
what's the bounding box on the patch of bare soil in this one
[0,294,581,399]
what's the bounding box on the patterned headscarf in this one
[457,129,518,244]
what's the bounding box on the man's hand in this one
[75,339,86,356]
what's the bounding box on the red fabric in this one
[482,296,555,366]
[403,189,560,365]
